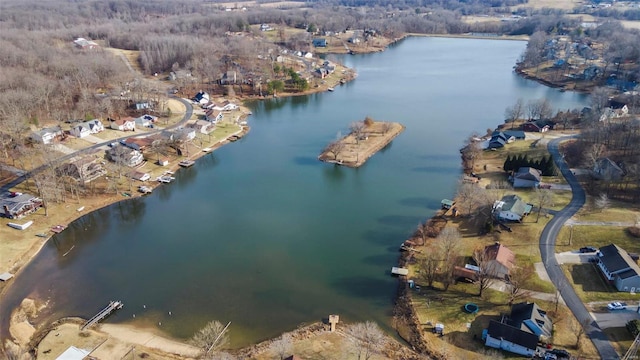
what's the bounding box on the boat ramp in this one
[81,300,124,330]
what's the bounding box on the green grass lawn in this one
[555,226,640,254]
[574,205,640,223]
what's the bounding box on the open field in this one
[573,204,640,223]
[555,225,640,253]
[513,0,585,10]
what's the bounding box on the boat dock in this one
[81,300,123,330]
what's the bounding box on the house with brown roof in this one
[483,242,516,279]
[55,156,106,184]
[188,120,215,134]
[109,117,136,131]
[123,137,155,152]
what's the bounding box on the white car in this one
[607,302,627,310]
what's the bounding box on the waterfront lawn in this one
[555,225,640,254]
[561,263,640,303]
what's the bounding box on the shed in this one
[0,272,14,281]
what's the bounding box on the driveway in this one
[541,137,619,360]
[590,306,640,329]
[555,251,596,264]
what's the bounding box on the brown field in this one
[513,0,585,10]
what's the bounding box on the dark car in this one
[549,348,570,358]
[580,246,597,253]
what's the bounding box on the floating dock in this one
[81,300,124,330]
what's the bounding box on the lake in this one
[0,37,588,348]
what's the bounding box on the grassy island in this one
[318,117,405,168]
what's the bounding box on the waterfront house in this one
[188,120,215,134]
[523,120,552,133]
[106,144,144,167]
[55,156,106,184]
[110,117,136,131]
[488,132,514,149]
[205,109,223,123]
[0,192,43,219]
[596,244,640,292]
[30,126,64,145]
[512,167,542,188]
[172,127,197,142]
[129,170,150,182]
[592,158,625,181]
[483,242,515,279]
[502,130,525,140]
[493,194,532,221]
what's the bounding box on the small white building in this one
[110,117,136,131]
[70,119,104,138]
[30,126,64,144]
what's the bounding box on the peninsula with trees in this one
[318,117,404,167]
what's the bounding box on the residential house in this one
[260,24,272,31]
[123,137,155,152]
[73,37,99,50]
[483,321,538,357]
[502,130,525,140]
[599,102,629,121]
[193,91,210,105]
[205,109,223,123]
[55,156,106,184]
[135,102,150,110]
[220,71,237,85]
[508,302,553,340]
[213,100,238,112]
[135,114,157,128]
[313,38,327,47]
[483,242,516,279]
[129,171,151,182]
[483,302,552,357]
[512,167,542,188]
[188,120,215,134]
[493,194,532,221]
[30,126,64,145]
[314,68,328,79]
[596,244,640,292]
[157,158,169,166]
[110,117,136,131]
[170,128,196,142]
[106,144,144,167]
[592,158,625,181]
[0,193,43,219]
[523,120,552,133]
[70,119,104,138]
[488,132,514,149]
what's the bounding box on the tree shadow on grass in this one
[570,263,615,292]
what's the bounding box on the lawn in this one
[561,263,640,303]
[555,226,640,254]
[603,327,635,356]
[574,204,640,223]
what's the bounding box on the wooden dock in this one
[81,300,123,330]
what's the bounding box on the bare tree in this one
[269,333,293,360]
[4,342,32,360]
[583,143,607,169]
[460,134,481,172]
[573,318,591,349]
[594,193,610,212]
[350,121,366,144]
[381,122,393,134]
[414,222,428,246]
[534,188,554,223]
[504,98,524,129]
[346,321,385,360]
[418,248,439,288]
[506,266,533,305]
[473,247,499,298]
[324,140,346,161]
[456,183,490,217]
[438,227,462,290]
[190,320,230,355]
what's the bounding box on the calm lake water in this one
[0,37,588,347]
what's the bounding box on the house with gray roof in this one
[593,158,625,181]
[508,302,553,340]
[0,192,43,219]
[596,244,640,292]
[512,167,542,188]
[493,194,532,221]
[30,126,63,145]
[70,119,104,138]
[483,302,552,356]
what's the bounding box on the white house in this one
[70,119,104,138]
[483,321,538,357]
[205,109,223,123]
[492,194,532,221]
[193,91,210,105]
[106,144,144,167]
[596,244,640,292]
[172,128,196,142]
[30,126,63,145]
[73,37,99,50]
[135,114,157,127]
[110,117,136,131]
[213,101,238,112]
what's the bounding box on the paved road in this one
[591,308,640,330]
[541,137,619,360]
[0,97,193,194]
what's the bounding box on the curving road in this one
[1,97,193,194]
[542,137,619,360]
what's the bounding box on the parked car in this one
[580,246,598,253]
[544,353,557,360]
[607,302,627,310]
[549,348,571,358]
